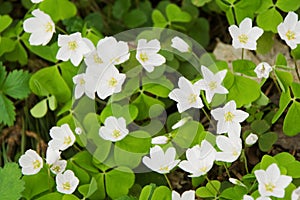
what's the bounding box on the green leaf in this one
[191,0,212,7]
[78,177,98,198]
[251,120,270,134]
[5,42,28,65]
[114,144,143,168]
[220,186,247,200]
[232,59,256,77]
[116,131,151,154]
[100,104,138,125]
[166,4,191,23]
[274,69,293,93]
[227,75,260,107]
[30,99,48,118]
[0,37,16,56]
[256,8,282,33]
[124,9,147,28]
[62,194,80,200]
[112,0,131,19]
[39,0,77,22]
[105,167,135,199]
[0,15,12,32]
[276,0,300,12]
[139,184,156,200]
[152,9,168,28]
[151,186,171,200]
[256,32,274,54]
[2,69,31,99]
[22,168,55,199]
[291,45,300,60]
[0,163,24,200]
[291,82,300,98]
[71,151,99,173]
[196,180,220,198]
[283,101,300,136]
[234,0,261,24]
[143,76,173,98]
[48,95,57,111]
[259,155,277,170]
[258,132,278,152]
[0,63,7,87]
[286,161,300,178]
[276,53,287,66]
[188,17,210,47]
[272,91,291,123]
[0,94,15,126]
[35,192,63,200]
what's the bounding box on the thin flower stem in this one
[205,176,220,195]
[294,60,300,81]
[242,150,249,174]
[55,26,67,34]
[247,179,257,193]
[47,167,52,192]
[241,48,244,60]
[164,174,173,190]
[223,163,231,178]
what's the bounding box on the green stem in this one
[241,48,244,60]
[164,174,173,190]
[242,150,249,174]
[294,60,300,81]
[201,108,211,122]
[223,163,231,178]
[55,26,67,34]
[205,176,220,195]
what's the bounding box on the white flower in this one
[95,65,126,100]
[215,134,242,163]
[229,178,246,187]
[292,186,300,200]
[172,190,195,200]
[75,127,82,135]
[229,18,263,50]
[245,133,258,146]
[31,0,43,3]
[211,100,249,137]
[179,140,216,177]
[169,77,203,113]
[195,65,228,103]
[23,9,55,46]
[50,160,67,174]
[277,12,300,49]
[243,195,271,200]
[99,116,129,142]
[171,117,191,129]
[151,136,169,144]
[19,149,43,175]
[142,145,180,174]
[48,124,76,151]
[56,170,79,194]
[254,163,292,198]
[72,73,95,99]
[46,147,61,165]
[254,62,273,79]
[136,39,166,72]
[171,36,190,53]
[56,32,92,66]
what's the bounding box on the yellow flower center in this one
[45,22,53,33]
[232,150,239,157]
[188,94,197,104]
[208,81,217,90]
[63,182,71,191]
[64,136,72,145]
[286,30,296,40]
[79,78,85,85]
[51,165,61,173]
[238,34,248,44]
[112,129,121,138]
[32,160,41,169]
[93,54,103,64]
[139,52,149,62]
[68,41,78,50]
[265,183,275,192]
[159,166,169,172]
[199,166,208,173]
[224,111,234,122]
[108,77,118,87]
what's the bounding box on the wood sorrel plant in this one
[0,0,300,200]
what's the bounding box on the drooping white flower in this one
[75,127,82,135]
[228,18,263,50]
[31,0,43,3]
[172,190,195,200]
[254,163,292,198]
[56,32,92,66]
[48,124,76,151]
[94,65,126,100]
[46,147,61,165]
[23,9,55,46]
[179,140,216,177]
[229,178,246,187]
[99,116,129,142]
[19,149,43,175]
[277,12,300,49]
[195,65,228,103]
[136,39,166,72]
[50,159,67,174]
[72,73,95,99]
[171,36,191,53]
[151,136,169,145]
[292,186,300,200]
[211,100,249,137]
[56,170,79,194]
[254,62,273,79]
[169,77,203,113]
[243,195,271,200]
[142,145,180,174]
[245,133,258,146]
[215,134,242,163]
[171,116,191,129]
